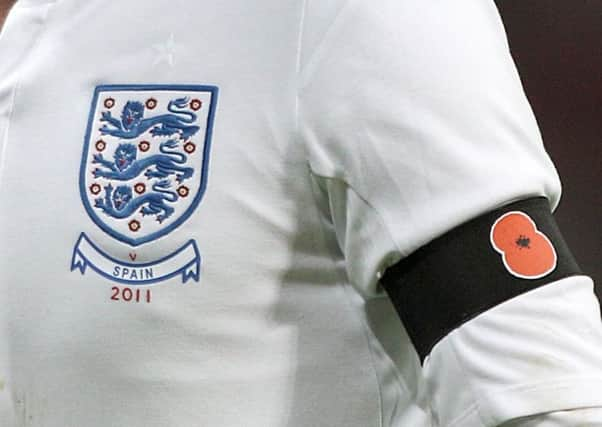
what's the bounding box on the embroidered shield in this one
[79,84,218,246]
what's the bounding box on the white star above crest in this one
[153,33,178,67]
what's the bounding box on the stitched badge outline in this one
[80,84,218,246]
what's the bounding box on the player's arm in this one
[380,199,602,427]
[298,0,602,425]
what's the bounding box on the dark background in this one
[495,1,601,294]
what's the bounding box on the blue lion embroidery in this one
[94,180,178,223]
[92,139,193,183]
[99,97,200,140]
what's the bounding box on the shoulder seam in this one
[293,0,308,164]
[0,2,56,185]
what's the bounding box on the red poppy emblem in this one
[490,211,557,279]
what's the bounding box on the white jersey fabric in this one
[1,1,602,426]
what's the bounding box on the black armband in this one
[380,197,582,363]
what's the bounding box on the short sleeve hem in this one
[447,378,602,427]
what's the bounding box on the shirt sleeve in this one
[423,276,602,426]
[298,1,602,425]
[298,0,561,298]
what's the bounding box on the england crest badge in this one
[71,84,218,286]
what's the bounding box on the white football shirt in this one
[1,1,601,426]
